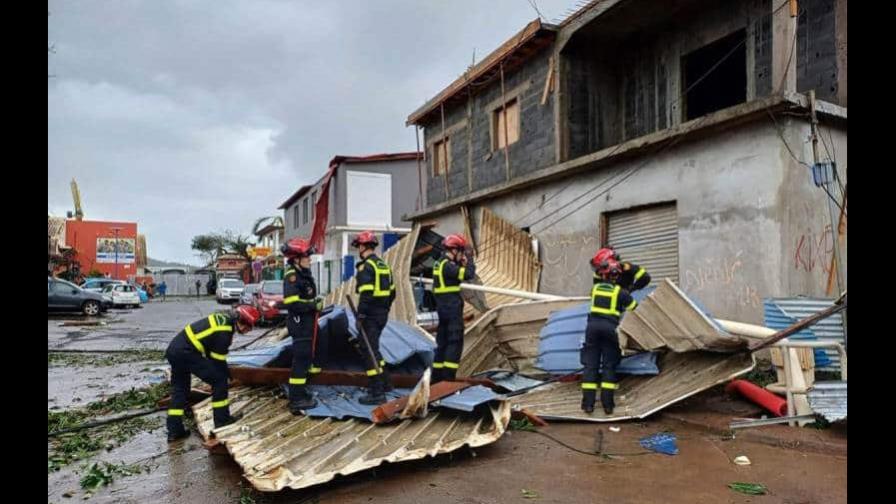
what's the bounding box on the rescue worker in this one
[592,247,651,293]
[281,238,323,414]
[166,304,260,442]
[581,254,638,415]
[431,234,476,382]
[351,231,395,405]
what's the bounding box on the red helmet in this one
[233,304,261,327]
[281,237,315,258]
[442,234,467,250]
[590,247,619,268]
[351,230,378,248]
[595,259,622,281]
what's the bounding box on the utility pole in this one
[808,90,846,345]
[111,227,122,280]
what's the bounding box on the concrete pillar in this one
[772,0,797,94]
[835,0,847,106]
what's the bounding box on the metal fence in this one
[129,274,214,296]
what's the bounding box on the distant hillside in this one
[147,257,198,269]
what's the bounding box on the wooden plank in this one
[540,56,555,105]
[372,381,472,424]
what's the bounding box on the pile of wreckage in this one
[188,210,847,492]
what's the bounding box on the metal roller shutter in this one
[606,203,679,285]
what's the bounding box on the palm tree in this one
[251,216,284,237]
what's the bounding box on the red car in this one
[254,280,286,324]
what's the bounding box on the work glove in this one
[314,296,324,312]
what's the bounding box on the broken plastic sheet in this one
[535,300,660,375]
[275,384,414,420]
[228,305,435,374]
[432,385,501,412]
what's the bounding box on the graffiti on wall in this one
[793,223,834,277]
[541,233,599,294]
[683,250,761,309]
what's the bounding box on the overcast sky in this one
[48,0,576,265]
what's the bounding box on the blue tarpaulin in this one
[640,432,679,455]
[535,295,659,375]
[228,305,435,374]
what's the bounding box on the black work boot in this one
[581,390,596,414]
[289,388,318,415]
[601,389,615,415]
[431,367,444,383]
[359,376,386,405]
[380,368,393,393]
[166,417,190,442]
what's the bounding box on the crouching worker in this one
[165,304,260,441]
[581,254,637,415]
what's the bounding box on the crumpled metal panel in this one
[324,225,422,328]
[619,279,748,353]
[432,385,501,412]
[766,297,844,371]
[459,299,586,377]
[807,381,847,422]
[463,208,542,322]
[194,386,512,492]
[510,351,755,422]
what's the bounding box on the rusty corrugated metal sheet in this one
[464,208,542,322]
[509,351,755,422]
[194,386,511,492]
[619,279,749,353]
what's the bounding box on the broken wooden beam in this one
[512,408,548,427]
[371,381,472,424]
[228,366,497,390]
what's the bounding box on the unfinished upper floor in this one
[407,0,846,216]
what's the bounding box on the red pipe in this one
[725,379,787,417]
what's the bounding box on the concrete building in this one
[279,152,423,293]
[406,0,847,324]
[64,220,139,280]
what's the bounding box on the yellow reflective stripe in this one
[458,266,466,280]
[634,267,646,281]
[365,259,393,297]
[601,382,619,390]
[358,284,374,292]
[285,269,296,276]
[626,300,638,311]
[308,366,321,374]
[432,362,445,369]
[443,361,459,369]
[366,368,380,376]
[433,260,461,294]
[283,295,315,304]
[167,409,185,416]
[209,352,227,361]
[211,399,230,408]
[379,360,386,367]
[289,377,307,385]
[184,326,206,355]
[590,284,621,316]
[581,382,598,390]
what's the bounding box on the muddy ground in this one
[48,299,846,504]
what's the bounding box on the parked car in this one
[240,283,260,305]
[254,280,286,324]
[48,277,110,316]
[101,284,142,308]
[81,278,124,293]
[216,278,245,304]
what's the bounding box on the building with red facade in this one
[64,220,138,280]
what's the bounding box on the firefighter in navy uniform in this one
[431,234,476,382]
[281,238,324,414]
[165,304,260,441]
[581,254,638,415]
[593,247,651,293]
[351,231,395,405]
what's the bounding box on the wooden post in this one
[772,0,797,94]
[500,62,511,181]
[440,103,450,199]
[782,344,796,426]
[415,125,423,211]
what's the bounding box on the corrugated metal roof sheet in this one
[766,297,844,371]
[433,385,501,412]
[807,381,847,422]
[619,279,748,352]
[194,386,511,492]
[463,208,543,322]
[511,351,755,422]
